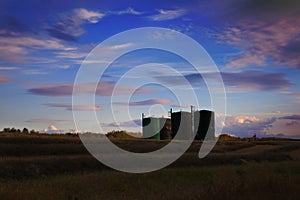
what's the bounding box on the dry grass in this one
[0,162,300,200]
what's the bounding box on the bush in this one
[106,130,140,139]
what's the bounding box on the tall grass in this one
[0,161,300,200]
[0,133,299,199]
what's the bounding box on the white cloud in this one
[226,115,260,125]
[0,66,19,70]
[47,65,71,69]
[48,124,58,131]
[41,125,79,134]
[56,51,87,59]
[149,9,186,21]
[112,7,142,15]
[42,124,64,134]
[75,8,105,23]
[107,43,134,50]
[220,114,277,137]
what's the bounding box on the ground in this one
[0,133,299,199]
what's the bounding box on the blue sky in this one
[0,0,300,137]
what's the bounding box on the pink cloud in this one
[0,35,76,62]
[115,98,172,106]
[286,120,298,126]
[219,17,300,69]
[0,75,11,82]
[0,45,27,62]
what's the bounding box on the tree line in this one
[2,127,39,134]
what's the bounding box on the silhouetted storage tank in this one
[171,111,192,140]
[142,117,161,139]
[159,118,172,140]
[194,110,215,140]
[142,117,171,140]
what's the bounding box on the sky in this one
[0,0,300,138]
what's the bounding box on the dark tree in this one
[30,129,38,134]
[22,128,29,134]
[3,128,10,132]
[10,128,17,133]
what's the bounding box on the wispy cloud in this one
[110,7,142,15]
[218,17,300,69]
[156,70,291,91]
[46,8,104,41]
[115,98,172,106]
[0,36,74,50]
[279,115,300,120]
[75,8,105,23]
[28,82,155,97]
[44,103,101,111]
[0,45,27,62]
[107,43,134,50]
[25,118,71,124]
[0,66,19,70]
[0,35,75,62]
[28,83,73,96]
[149,9,186,21]
[221,70,290,91]
[55,51,87,59]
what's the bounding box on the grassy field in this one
[0,133,300,199]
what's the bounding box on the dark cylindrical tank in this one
[171,111,192,140]
[160,118,172,140]
[194,110,215,140]
[142,117,160,139]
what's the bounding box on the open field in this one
[0,133,300,199]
